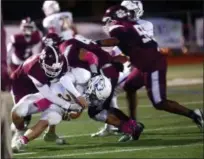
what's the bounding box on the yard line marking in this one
[28,143,203,158]
[14,152,37,156]
[32,100,203,117]
[35,125,198,141]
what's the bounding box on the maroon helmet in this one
[39,45,64,78]
[102,5,130,33]
[102,5,129,23]
[20,17,36,36]
[42,33,63,46]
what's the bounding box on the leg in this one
[88,106,144,142]
[91,96,120,137]
[123,68,144,120]
[145,70,204,129]
[12,104,63,152]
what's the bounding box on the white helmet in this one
[86,75,112,101]
[121,0,144,20]
[42,0,60,16]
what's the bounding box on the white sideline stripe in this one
[36,125,197,141]
[14,152,37,156]
[28,143,202,158]
[32,100,203,117]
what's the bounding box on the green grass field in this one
[9,64,203,158]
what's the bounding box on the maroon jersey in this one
[8,30,42,64]
[108,21,166,72]
[10,54,67,103]
[59,37,112,71]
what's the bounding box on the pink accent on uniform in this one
[120,119,137,135]
[126,67,140,82]
[83,52,99,65]
[34,98,52,112]
[21,136,29,144]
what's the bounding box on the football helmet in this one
[42,33,63,46]
[85,75,112,101]
[42,0,60,16]
[102,5,129,33]
[39,45,64,78]
[20,17,36,37]
[121,0,144,20]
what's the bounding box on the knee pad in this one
[88,106,108,122]
[94,110,108,122]
[153,100,167,110]
[41,111,62,125]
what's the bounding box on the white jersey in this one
[137,19,154,38]
[43,12,75,40]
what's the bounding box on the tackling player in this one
[55,34,145,141]
[10,45,74,152]
[92,1,153,137]
[95,5,204,141]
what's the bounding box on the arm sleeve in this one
[59,72,81,98]
[28,75,70,109]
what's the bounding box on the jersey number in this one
[57,93,71,102]
[133,25,152,43]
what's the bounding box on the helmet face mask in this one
[102,17,117,35]
[20,18,36,37]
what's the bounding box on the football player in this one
[55,34,145,141]
[11,65,114,152]
[95,5,204,141]
[7,17,43,73]
[10,45,77,152]
[42,0,77,40]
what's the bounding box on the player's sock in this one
[119,119,137,134]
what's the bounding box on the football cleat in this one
[12,138,26,153]
[11,129,26,149]
[43,132,66,145]
[91,125,120,137]
[193,109,204,131]
[118,122,144,142]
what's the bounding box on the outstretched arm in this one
[95,37,120,47]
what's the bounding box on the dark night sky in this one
[2,0,203,22]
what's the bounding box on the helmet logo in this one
[116,9,127,18]
[95,78,105,91]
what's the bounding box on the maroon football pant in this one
[144,69,167,107]
[124,67,167,108]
